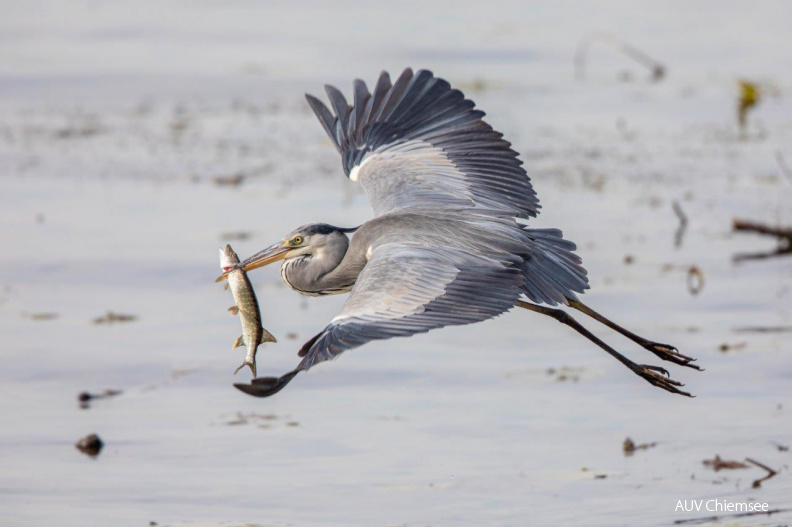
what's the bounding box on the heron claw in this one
[644,341,702,370]
[642,364,670,377]
[631,363,693,397]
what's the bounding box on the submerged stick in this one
[575,32,665,82]
[733,220,792,240]
[745,457,779,488]
[672,201,688,248]
[776,151,792,185]
[674,508,791,525]
[732,219,792,262]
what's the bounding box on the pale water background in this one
[1,1,791,526]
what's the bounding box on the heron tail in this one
[521,228,590,306]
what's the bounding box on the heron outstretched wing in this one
[295,243,524,371]
[306,68,540,219]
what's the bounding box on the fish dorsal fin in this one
[232,334,245,349]
[228,306,239,316]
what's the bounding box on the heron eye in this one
[291,236,303,245]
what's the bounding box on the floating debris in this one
[78,389,122,409]
[575,32,665,82]
[75,433,104,457]
[737,80,760,133]
[746,457,778,488]
[674,508,791,525]
[623,437,657,455]
[213,173,245,186]
[54,125,102,139]
[219,231,252,241]
[734,325,792,333]
[26,312,58,321]
[672,201,688,248]
[686,266,704,296]
[777,151,792,185]
[93,311,137,324]
[717,342,746,353]
[732,219,792,262]
[219,412,289,428]
[170,120,189,133]
[546,366,584,383]
[623,254,634,265]
[702,455,749,471]
[504,366,588,382]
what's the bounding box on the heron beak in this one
[239,243,293,271]
[214,242,293,282]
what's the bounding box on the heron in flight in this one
[226,68,700,398]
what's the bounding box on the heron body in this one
[231,68,699,398]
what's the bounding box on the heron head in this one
[233,223,357,273]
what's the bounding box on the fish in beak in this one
[215,242,293,282]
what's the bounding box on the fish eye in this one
[291,236,303,245]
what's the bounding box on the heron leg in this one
[516,300,692,397]
[567,299,700,370]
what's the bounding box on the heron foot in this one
[642,341,702,370]
[630,363,693,397]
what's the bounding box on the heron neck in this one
[283,241,364,295]
[319,248,366,292]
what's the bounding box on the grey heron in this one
[225,68,700,398]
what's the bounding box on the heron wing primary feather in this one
[305,68,541,219]
[294,243,524,371]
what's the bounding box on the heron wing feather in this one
[306,68,540,218]
[295,243,523,371]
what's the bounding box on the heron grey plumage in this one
[230,68,700,399]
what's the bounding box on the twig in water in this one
[734,220,792,239]
[776,151,792,185]
[674,508,792,525]
[93,311,137,324]
[732,219,792,262]
[702,455,749,471]
[734,325,792,334]
[745,457,778,488]
[623,437,656,455]
[575,32,665,82]
[672,201,688,248]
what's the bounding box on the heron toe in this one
[643,341,702,370]
[631,363,693,397]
